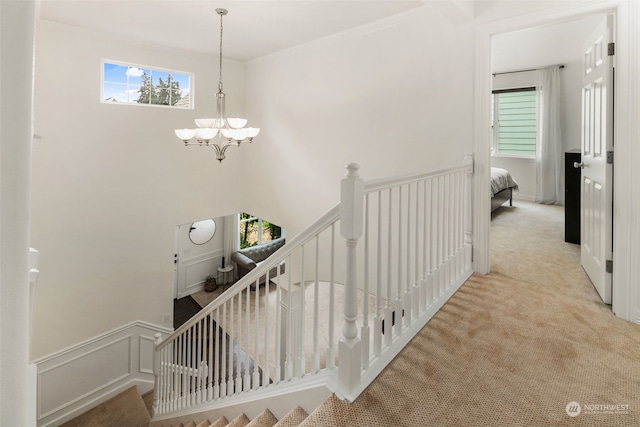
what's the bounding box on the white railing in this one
[152,154,474,417]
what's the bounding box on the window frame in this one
[101,59,194,109]
[491,86,539,159]
[238,213,285,250]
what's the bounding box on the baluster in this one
[313,236,320,373]
[338,162,363,393]
[166,340,171,415]
[228,297,234,396]
[275,266,282,383]
[384,187,393,346]
[327,224,336,369]
[455,171,462,276]
[187,327,193,407]
[214,309,220,399]
[374,191,383,356]
[177,336,182,410]
[361,193,370,368]
[236,291,242,393]
[444,174,451,288]
[438,175,444,296]
[285,255,293,380]
[421,178,428,311]
[253,277,259,389]
[195,321,201,404]
[220,303,227,398]
[430,178,437,303]
[405,183,412,326]
[262,271,270,387]
[246,282,252,391]
[298,245,306,377]
[413,181,421,317]
[395,185,403,337]
[458,169,465,274]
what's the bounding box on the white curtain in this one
[537,66,563,205]
[223,213,239,280]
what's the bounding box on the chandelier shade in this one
[174,8,259,162]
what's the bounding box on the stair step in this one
[274,406,309,427]
[210,416,229,426]
[227,413,250,427]
[196,420,212,427]
[60,385,150,427]
[246,409,278,427]
[185,422,197,427]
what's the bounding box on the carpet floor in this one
[299,201,640,426]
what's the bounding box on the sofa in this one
[230,237,286,286]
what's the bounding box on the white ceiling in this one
[38,0,425,62]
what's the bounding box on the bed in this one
[491,167,519,212]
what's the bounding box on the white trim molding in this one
[178,249,224,298]
[475,0,640,323]
[33,321,172,427]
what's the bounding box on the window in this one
[238,213,284,249]
[491,88,538,157]
[102,61,192,108]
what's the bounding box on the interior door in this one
[579,15,614,304]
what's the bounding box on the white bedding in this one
[491,167,519,196]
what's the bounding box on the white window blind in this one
[492,88,537,157]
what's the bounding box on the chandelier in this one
[174,8,259,162]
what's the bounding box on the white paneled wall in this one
[34,321,171,427]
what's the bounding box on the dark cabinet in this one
[565,150,581,244]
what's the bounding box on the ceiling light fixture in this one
[174,8,259,162]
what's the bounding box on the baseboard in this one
[33,321,171,427]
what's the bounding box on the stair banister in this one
[338,162,364,393]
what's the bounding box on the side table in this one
[217,265,235,286]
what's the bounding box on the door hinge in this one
[606,260,613,274]
[606,150,614,165]
[608,42,615,56]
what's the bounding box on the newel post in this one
[463,153,474,271]
[152,333,162,416]
[338,162,363,393]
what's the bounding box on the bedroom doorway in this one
[488,13,612,287]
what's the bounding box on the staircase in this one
[151,159,475,424]
[61,384,310,427]
[63,160,475,427]
[156,406,309,427]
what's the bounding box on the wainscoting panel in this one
[139,334,156,375]
[34,321,171,427]
[178,249,223,298]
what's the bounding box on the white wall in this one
[30,20,248,360]
[1,1,36,425]
[491,14,605,203]
[243,5,476,237]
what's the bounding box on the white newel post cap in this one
[340,162,364,240]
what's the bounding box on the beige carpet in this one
[60,385,150,427]
[298,201,640,426]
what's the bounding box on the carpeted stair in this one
[60,385,150,427]
[157,407,308,427]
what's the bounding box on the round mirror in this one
[189,219,216,245]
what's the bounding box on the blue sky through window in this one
[102,61,191,107]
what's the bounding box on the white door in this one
[580,15,614,304]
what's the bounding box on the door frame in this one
[473,0,640,323]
